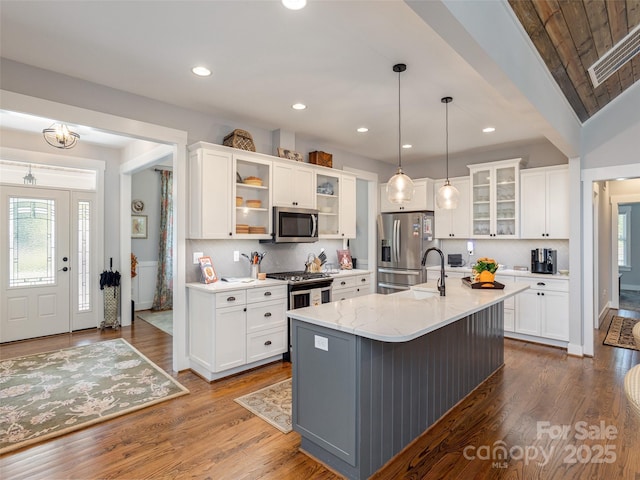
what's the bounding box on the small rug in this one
[137,309,173,336]
[0,338,188,454]
[603,315,640,351]
[234,378,292,434]
[620,290,640,313]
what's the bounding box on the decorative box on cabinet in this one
[272,160,316,208]
[520,165,569,239]
[379,178,433,212]
[434,176,470,239]
[468,158,522,238]
[316,171,356,238]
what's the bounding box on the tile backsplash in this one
[439,239,570,271]
[187,239,346,283]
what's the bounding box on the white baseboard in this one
[567,343,584,357]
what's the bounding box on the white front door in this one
[1,186,71,342]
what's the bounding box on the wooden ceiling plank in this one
[584,0,622,104]
[609,2,635,91]
[557,1,606,111]
[533,1,599,116]
[509,0,589,121]
[626,0,640,84]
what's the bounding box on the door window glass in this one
[78,200,91,311]
[9,197,55,287]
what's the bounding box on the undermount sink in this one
[393,288,439,300]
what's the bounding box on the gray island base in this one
[292,302,505,479]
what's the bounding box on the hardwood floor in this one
[1,311,640,480]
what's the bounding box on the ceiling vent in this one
[588,23,640,88]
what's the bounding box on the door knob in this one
[59,267,69,272]
[63,256,68,262]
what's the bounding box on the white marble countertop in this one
[426,265,569,280]
[288,280,529,343]
[186,278,288,292]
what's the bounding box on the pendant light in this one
[386,63,414,204]
[43,123,79,149]
[436,96,459,209]
[23,164,36,185]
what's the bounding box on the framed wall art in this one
[131,215,148,239]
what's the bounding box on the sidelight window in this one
[78,201,91,311]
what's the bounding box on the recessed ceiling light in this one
[282,0,307,10]
[292,103,306,110]
[482,126,496,133]
[402,144,412,149]
[357,127,369,133]
[191,66,211,77]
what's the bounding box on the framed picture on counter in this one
[337,249,353,270]
[131,215,147,239]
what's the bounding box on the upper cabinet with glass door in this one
[468,158,522,238]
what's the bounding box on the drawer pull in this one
[361,278,366,282]
[341,281,346,285]
[264,340,272,346]
[536,282,546,286]
[264,291,272,296]
[264,312,272,317]
[227,296,236,302]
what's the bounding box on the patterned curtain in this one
[152,170,173,310]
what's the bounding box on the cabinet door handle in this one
[243,307,247,312]
[341,281,346,285]
[227,296,236,302]
[541,293,545,296]
[361,278,366,282]
[264,340,272,346]
[264,312,272,317]
[264,291,272,296]
[536,282,546,286]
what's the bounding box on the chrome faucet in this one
[421,247,446,296]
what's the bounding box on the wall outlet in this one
[234,250,240,262]
[314,335,328,351]
[193,252,203,264]
[467,241,474,256]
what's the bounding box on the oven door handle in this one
[311,213,317,237]
[378,268,420,276]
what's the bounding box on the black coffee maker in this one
[531,248,557,274]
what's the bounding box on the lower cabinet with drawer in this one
[187,283,287,381]
[332,272,372,301]
[513,277,569,346]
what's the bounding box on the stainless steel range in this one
[266,271,334,361]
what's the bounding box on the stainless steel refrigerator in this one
[377,211,440,294]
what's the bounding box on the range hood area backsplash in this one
[186,239,346,283]
[439,239,570,272]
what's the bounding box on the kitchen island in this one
[288,280,528,480]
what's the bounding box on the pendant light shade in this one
[436,96,459,209]
[43,123,79,149]
[387,63,414,204]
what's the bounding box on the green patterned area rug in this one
[137,309,173,336]
[235,378,292,433]
[603,315,640,351]
[0,338,188,454]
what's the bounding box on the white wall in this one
[620,203,640,290]
[131,168,161,262]
[596,182,612,317]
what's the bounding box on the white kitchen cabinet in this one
[379,178,433,213]
[316,171,357,239]
[520,165,569,239]
[187,283,287,381]
[273,160,316,208]
[514,277,569,342]
[188,142,273,239]
[434,176,470,239]
[234,153,273,240]
[188,143,232,238]
[495,274,515,332]
[332,272,371,300]
[468,158,522,238]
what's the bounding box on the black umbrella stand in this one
[99,257,121,330]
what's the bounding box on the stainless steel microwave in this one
[266,207,318,243]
